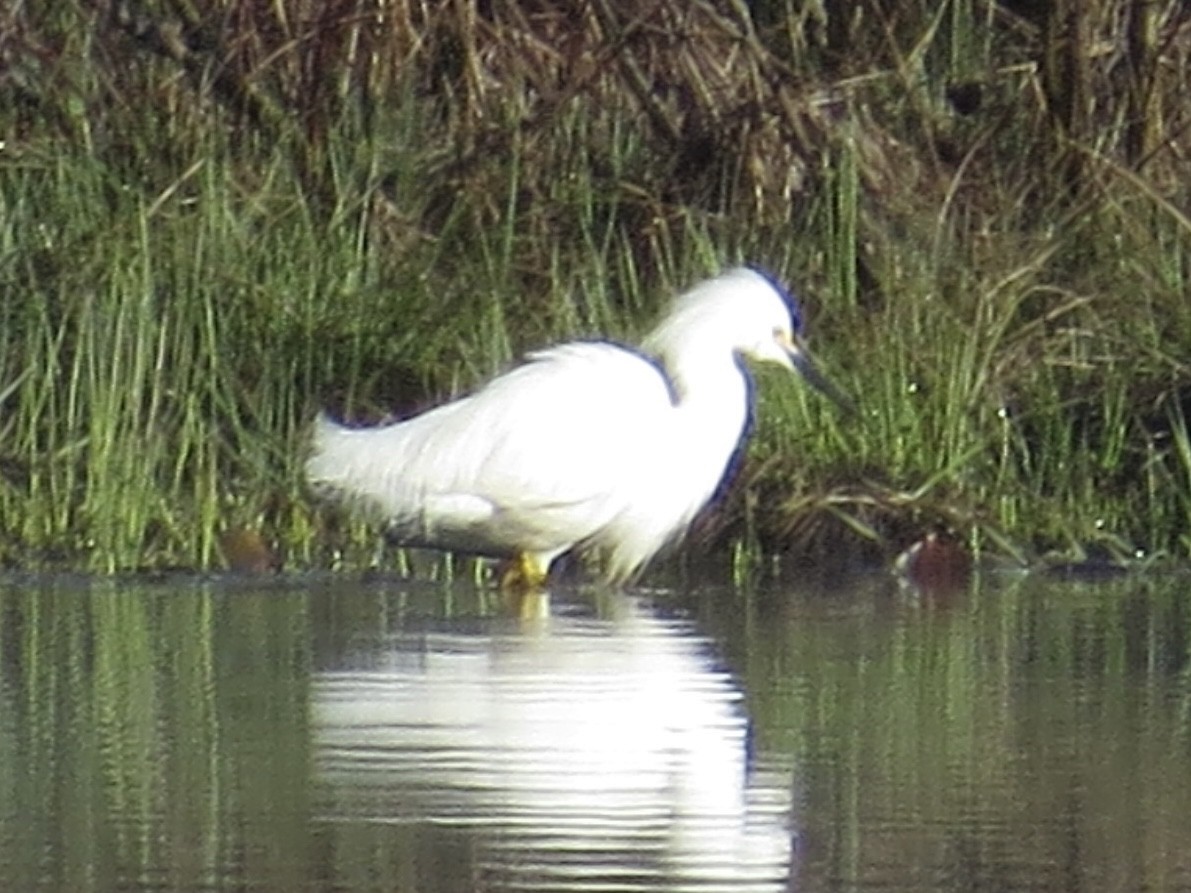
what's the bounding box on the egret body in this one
[306,267,847,587]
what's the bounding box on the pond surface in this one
[1,569,1190,892]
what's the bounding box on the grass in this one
[0,1,1189,574]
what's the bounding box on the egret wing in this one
[419,343,674,519]
[310,342,677,556]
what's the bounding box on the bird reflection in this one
[312,595,794,891]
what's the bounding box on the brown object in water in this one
[894,531,972,595]
[218,528,278,573]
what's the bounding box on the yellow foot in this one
[499,552,551,620]
[498,551,550,593]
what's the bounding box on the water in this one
[1,569,1190,892]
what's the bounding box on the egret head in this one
[732,265,806,370]
[674,266,854,414]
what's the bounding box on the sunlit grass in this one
[1,1,1189,573]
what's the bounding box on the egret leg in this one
[499,551,551,593]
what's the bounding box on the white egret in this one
[306,266,850,588]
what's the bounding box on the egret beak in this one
[784,332,857,416]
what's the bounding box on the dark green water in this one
[1,570,1190,892]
